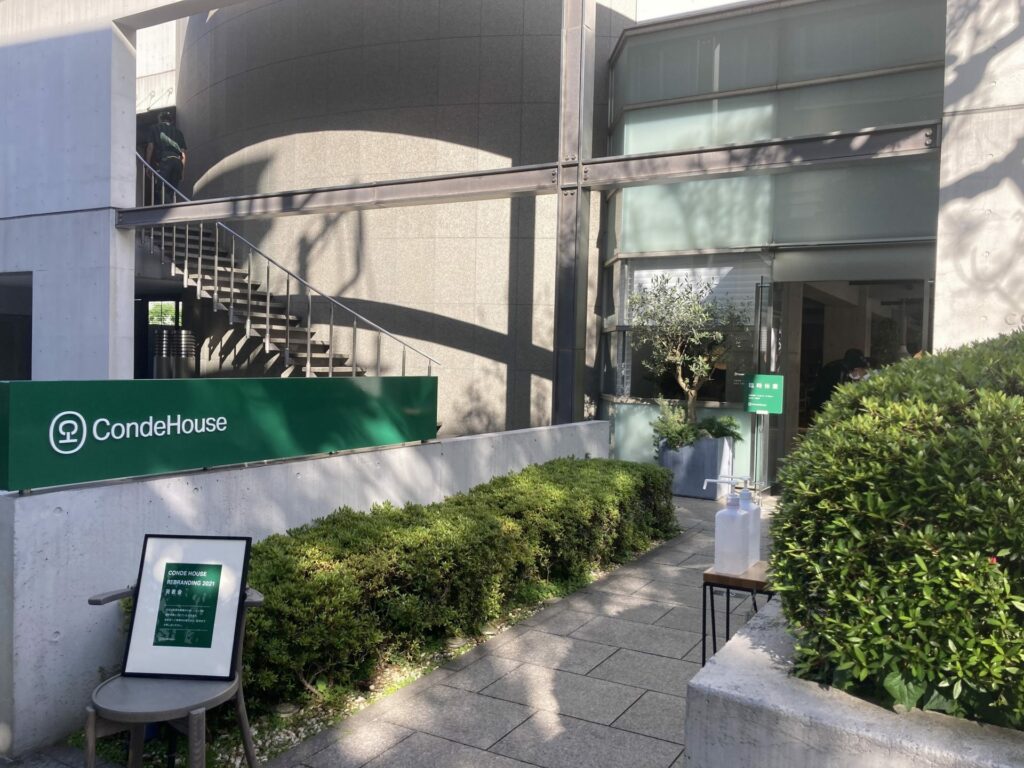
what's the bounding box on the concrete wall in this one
[0,421,609,757]
[175,0,638,435]
[0,0,271,383]
[934,1,1024,348]
[685,601,1024,767]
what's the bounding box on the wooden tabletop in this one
[703,560,770,591]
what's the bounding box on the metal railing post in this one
[196,222,205,298]
[284,276,291,367]
[229,237,236,323]
[306,292,312,378]
[328,306,335,377]
[213,226,220,306]
[264,260,271,353]
[183,223,190,288]
[351,320,357,377]
[376,331,382,377]
[246,249,253,336]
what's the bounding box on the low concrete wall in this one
[685,601,1024,767]
[0,421,609,757]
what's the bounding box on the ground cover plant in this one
[771,331,1024,728]
[244,457,676,704]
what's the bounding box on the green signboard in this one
[154,563,222,648]
[746,374,784,415]
[0,376,437,491]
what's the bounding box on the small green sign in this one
[0,376,437,491]
[746,374,784,414]
[154,562,222,648]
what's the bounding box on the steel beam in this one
[552,0,597,426]
[117,165,559,229]
[118,124,938,230]
[583,123,939,190]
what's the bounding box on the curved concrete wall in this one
[175,0,637,434]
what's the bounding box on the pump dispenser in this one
[704,478,749,575]
[739,482,761,566]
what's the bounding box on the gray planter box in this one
[657,436,733,499]
[685,602,1024,767]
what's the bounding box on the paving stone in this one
[445,656,522,692]
[491,629,617,674]
[378,684,533,749]
[363,732,534,768]
[613,561,705,588]
[646,547,695,566]
[562,590,674,625]
[481,624,529,651]
[612,691,687,744]
[588,649,701,697]
[571,616,699,659]
[491,710,682,768]
[589,574,651,595]
[305,722,414,768]
[531,608,594,636]
[441,644,488,671]
[676,552,714,571]
[654,604,727,633]
[635,580,705,608]
[521,602,569,626]
[481,663,644,725]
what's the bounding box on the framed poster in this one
[123,534,252,680]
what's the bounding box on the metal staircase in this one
[137,155,439,379]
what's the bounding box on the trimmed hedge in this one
[244,458,675,702]
[771,332,1024,728]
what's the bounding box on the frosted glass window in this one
[775,69,943,138]
[619,175,772,252]
[773,158,940,243]
[779,0,945,84]
[612,0,945,113]
[614,67,942,155]
[621,93,775,154]
[615,157,939,254]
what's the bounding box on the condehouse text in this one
[92,414,228,441]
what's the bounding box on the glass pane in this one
[620,93,775,154]
[779,0,945,83]
[612,0,945,113]
[619,175,773,252]
[773,157,940,243]
[148,301,178,326]
[775,68,943,137]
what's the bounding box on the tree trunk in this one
[687,390,698,424]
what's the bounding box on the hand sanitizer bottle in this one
[710,483,749,575]
[739,484,761,569]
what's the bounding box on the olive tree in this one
[629,275,744,424]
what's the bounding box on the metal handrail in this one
[136,153,441,371]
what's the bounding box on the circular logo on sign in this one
[49,411,88,455]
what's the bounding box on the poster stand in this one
[123,534,252,681]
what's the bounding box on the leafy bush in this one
[245,458,675,703]
[651,398,742,450]
[771,331,1024,728]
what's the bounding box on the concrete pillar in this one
[0,23,137,379]
[935,1,1024,349]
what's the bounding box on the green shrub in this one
[771,331,1024,728]
[650,398,743,450]
[245,458,675,703]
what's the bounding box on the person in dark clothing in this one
[146,111,188,193]
[811,348,869,413]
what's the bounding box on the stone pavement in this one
[263,497,764,768]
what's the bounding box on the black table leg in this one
[725,588,731,640]
[709,584,718,654]
[701,583,707,666]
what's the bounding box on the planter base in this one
[658,437,733,499]
[684,602,1024,767]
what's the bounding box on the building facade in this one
[1,0,1024,751]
